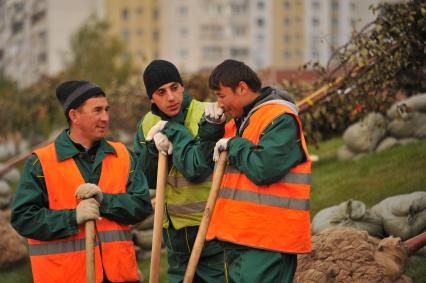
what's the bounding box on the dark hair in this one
[209,59,261,92]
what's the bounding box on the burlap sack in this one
[312,199,384,237]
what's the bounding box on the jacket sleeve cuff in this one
[67,209,80,233]
[162,122,191,141]
[198,118,225,140]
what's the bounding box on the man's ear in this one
[238,81,249,95]
[69,109,78,124]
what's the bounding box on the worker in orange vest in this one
[205,60,312,283]
[11,80,153,283]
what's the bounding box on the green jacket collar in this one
[54,129,116,161]
[151,91,192,124]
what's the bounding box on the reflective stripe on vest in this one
[30,142,139,283]
[225,166,310,185]
[141,99,212,229]
[166,174,212,188]
[206,102,312,254]
[219,188,310,211]
[29,230,132,256]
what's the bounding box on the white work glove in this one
[213,138,230,162]
[204,102,226,124]
[76,198,100,224]
[153,132,173,155]
[75,183,103,203]
[146,120,168,141]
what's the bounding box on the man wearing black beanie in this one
[12,80,153,283]
[134,60,226,282]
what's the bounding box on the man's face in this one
[151,82,184,117]
[72,96,110,143]
[214,83,245,118]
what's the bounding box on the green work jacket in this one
[11,130,153,241]
[134,93,223,229]
[226,87,306,185]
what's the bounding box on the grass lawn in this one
[1,138,425,282]
[310,138,426,283]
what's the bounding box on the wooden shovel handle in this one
[149,153,168,283]
[85,220,95,283]
[183,152,228,283]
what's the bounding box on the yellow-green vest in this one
[141,99,211,229]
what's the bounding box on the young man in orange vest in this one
[205,59,312,282]
[11,80,153,283]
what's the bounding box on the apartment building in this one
[105,0,159,69]
[159,0,271,73]
[0,0,105,88]
[0,0,380,88]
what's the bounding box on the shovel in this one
[85,220,95,283]
[183,152,228,283]
[149,153,168,283]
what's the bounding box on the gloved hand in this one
[213,138,230,162]
[76,198,100,224]
[146,120,168,141]
[204,102,226,124]
[75,183,103,203]
[153,132,173,155]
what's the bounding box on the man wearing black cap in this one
[134,60,226,282]
[11,80,153,283]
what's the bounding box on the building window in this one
[232,25,247,37]
[153,30,159,42]
[122,30,130,41]
[31,10,46,24]
[38,52,47,63]
[230,47,248,58]
[202,46,222,59]
[11,21,23,35]
[201,24,223,38]
[331,36,338,47]
[178,5,188,16]
[257,1,265,9]
[331,0,339,11]
[312,1,320,9]
[122,8,129,20]
[283,1,291,9]
[350,2,356,10]
[257,18,264,27]
[283,18,291,26]
[283,35,291,43]
[14,2,24,13]
[312,17,320,26]
[180,27,188,37]
[231,3,247,14]
[179,49,188,59]
[283,51,291,59]
[332,18,338,28]
[123,52,131,62]
[136,6,143,15]
[137,29,144,37]
[39,30,47,41]
[153,9,159,20]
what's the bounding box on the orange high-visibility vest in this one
[206,102,312,253]
[29,141,139,283]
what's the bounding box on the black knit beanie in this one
[143,60,183,98]
[56,80,105,118]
